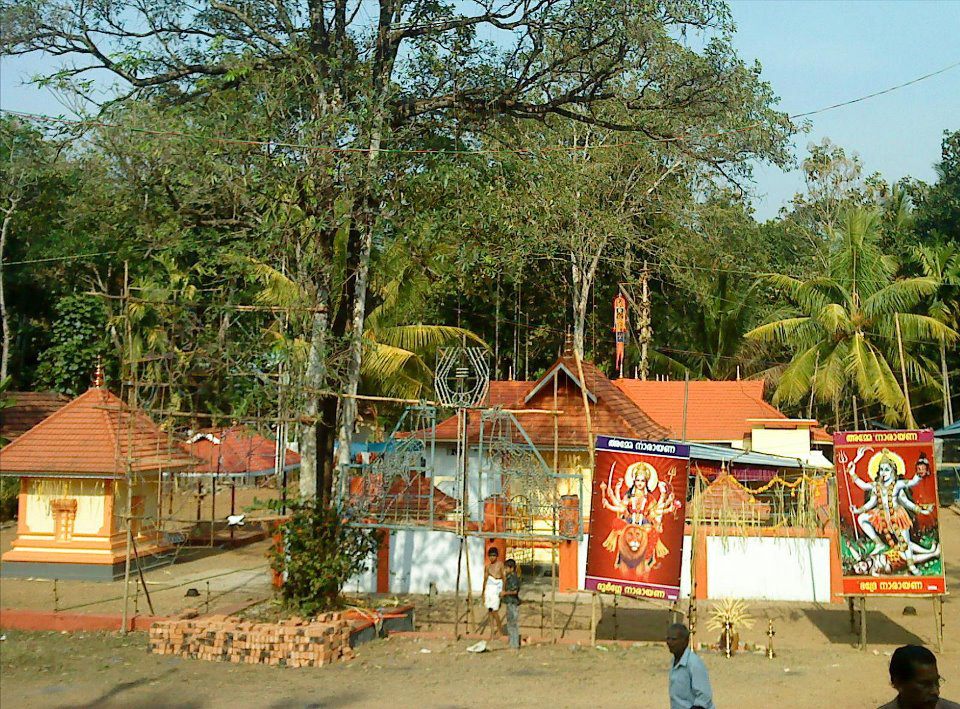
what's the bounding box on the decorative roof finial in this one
[92,356,105,388]
[562,330,574,357]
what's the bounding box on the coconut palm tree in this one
[747,208,957,424]
[915,243,960,425]
[247,258,483,401]
[655,272,763,380]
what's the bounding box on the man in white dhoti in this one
[481,546,505,639]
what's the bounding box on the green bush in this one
[0,478,18,522]
[268,499,379,617]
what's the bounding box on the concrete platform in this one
[0,552,174,581]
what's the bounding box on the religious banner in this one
[835,430,945,596]
[585,436,690,601]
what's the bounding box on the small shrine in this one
[0,370,195,581]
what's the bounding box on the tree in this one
[5,0,795,502]
[35,294,111,395]
[782,139,890,269]
[913,130,960,246]
[914,244,960,426]
[747,208,957,424]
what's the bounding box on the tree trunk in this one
[942,341,954,427]
[0,196,17,382]
[299,308,329,498]
[569,247,603,361]
[334,201,379,494]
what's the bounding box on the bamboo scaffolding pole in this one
[120,263,135,635]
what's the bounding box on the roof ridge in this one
[568,357,670,439]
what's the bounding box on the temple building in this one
[0,374,195,580]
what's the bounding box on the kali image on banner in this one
[835,430,945,596]
[585,436,690,601]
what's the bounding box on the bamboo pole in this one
[590,591,599,646]
[859,596,867,650]
[130,535,156,616]
[120,262,134,635]
[934,595,944,652]
[551,542,558,643]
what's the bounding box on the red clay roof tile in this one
[183,426,299,475]
[612,379,832,443]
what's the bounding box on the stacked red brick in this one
[149,614,355,667]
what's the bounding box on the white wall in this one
[344,552,378,595]
[590,533,829,602]
[388,530,485,594]
[679,535,693,599]
[705,536,831,603]
[432,443,502,522]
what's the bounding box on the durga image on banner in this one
[835,430,945,596]
[585,436,690,601]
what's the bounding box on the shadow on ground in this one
[804,608,925,645]
[70,669,189,708]
[596,606,674,642]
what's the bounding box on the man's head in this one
[665,623,690,658]
[505,559,516,572]
[487,547,499,562]
[889,645,941,709]
[916,454,930,475]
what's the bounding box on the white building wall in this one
[590,533,828,603]
[388,529,486,594]
[433,443,502,522]
[344,552,378,595]
[705,536,831,603]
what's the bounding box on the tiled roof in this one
[612,379,832,443]
[183,426,300,475]
[0,386,196,476]
[1,391,70,442]
[430,357,668,447]
[431,381,532,441]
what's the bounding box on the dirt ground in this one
[1,629,958,709]
[0,526,275,618]
[1,508,958,707]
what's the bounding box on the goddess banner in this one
[585,436,690,601]
[835,430,945,596]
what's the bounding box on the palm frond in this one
[373,325,486,352]
[746,316,813,344]
[862,278,940,319]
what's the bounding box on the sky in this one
[1,0,958,221]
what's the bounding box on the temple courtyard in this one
[1,508,958,708]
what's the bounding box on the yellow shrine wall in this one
[21,478,111,536]
[5,475,169,568]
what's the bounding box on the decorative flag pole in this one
[613,294,628,377]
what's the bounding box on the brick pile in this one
[148,613,355,667]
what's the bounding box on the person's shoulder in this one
[686,649,708,668]
[937,699,960,709]
[876,701,898,709]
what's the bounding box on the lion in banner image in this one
[604,522,669,577]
